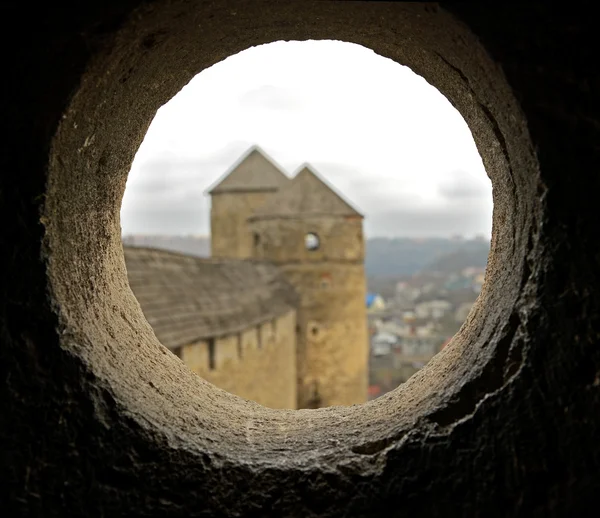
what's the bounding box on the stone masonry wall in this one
[284,263,368,408]
[251,216,364,263]
[210,191,278,259]
[181,310,297,409]
[5,2,600,516]
[250,216,368,408]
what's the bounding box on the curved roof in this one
[124,246,298,349]
[206,146,290,194]
[249,164,363,220]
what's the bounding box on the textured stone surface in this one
[211,150,368,408]
[281,261,369,408]
[211,190,279,258]
[124,246,298,409]
[249,165,369,407]
[182,312,297,409]
[208,146,290,194]
[250,165,362,219]
[1,1,599,516]
[210,146,290,258]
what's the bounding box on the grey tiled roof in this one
[124,246,298,349]
[249,164,363,220]
[206,146,290,194]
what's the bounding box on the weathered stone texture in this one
[124,245,298,408]
[212,153,369,408]
[280,259,368,408]
[246,168,368,407]
[182,312,297,409]
[251,216,364,263]
[209,146,290,258]
[2,1,599,517]
[211,190,280,258]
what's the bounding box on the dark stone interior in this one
[2,1,598,516]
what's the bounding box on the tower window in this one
[208,338,216,370]
[305,232,320,251]
[253,233,260,246]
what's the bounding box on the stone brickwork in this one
[250,216,364,264]
[209,146,289,259]
[124,246,299,408]
[7,2,600,516]
[282,263,367,408]
[127,140,368,410]
[206,154,370,408]
[247,167,369,408]
[181,311,297,409]
[210,190,278,259]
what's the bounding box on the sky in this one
[120,40,492,238]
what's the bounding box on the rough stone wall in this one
[210,191,278,258]
[181,311,297,409]
[286,263,368,408]
[251,216,364,263]
[3,2,600,517]
[251,216,368,407]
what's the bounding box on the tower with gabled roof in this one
[248,164,368,408]
[207,145,289,258]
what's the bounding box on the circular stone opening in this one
[120,39,492,410]
[43,0,539,482]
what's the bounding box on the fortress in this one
[125,146,369,409]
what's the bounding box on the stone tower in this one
[208,146,289,259]
[248,165,368,408]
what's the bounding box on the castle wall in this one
[250,216,368,408]
[210,191,277,259]
[250,215,364,263]
[285,263,368,408]
[180,310,297,409]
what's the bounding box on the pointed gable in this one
[207,146,289,194]
[250,164,363,219]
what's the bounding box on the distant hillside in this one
[122,235,490,278]
[365,237,489,277]
[419,246,489,274]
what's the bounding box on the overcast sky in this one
[121,40,492,238]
